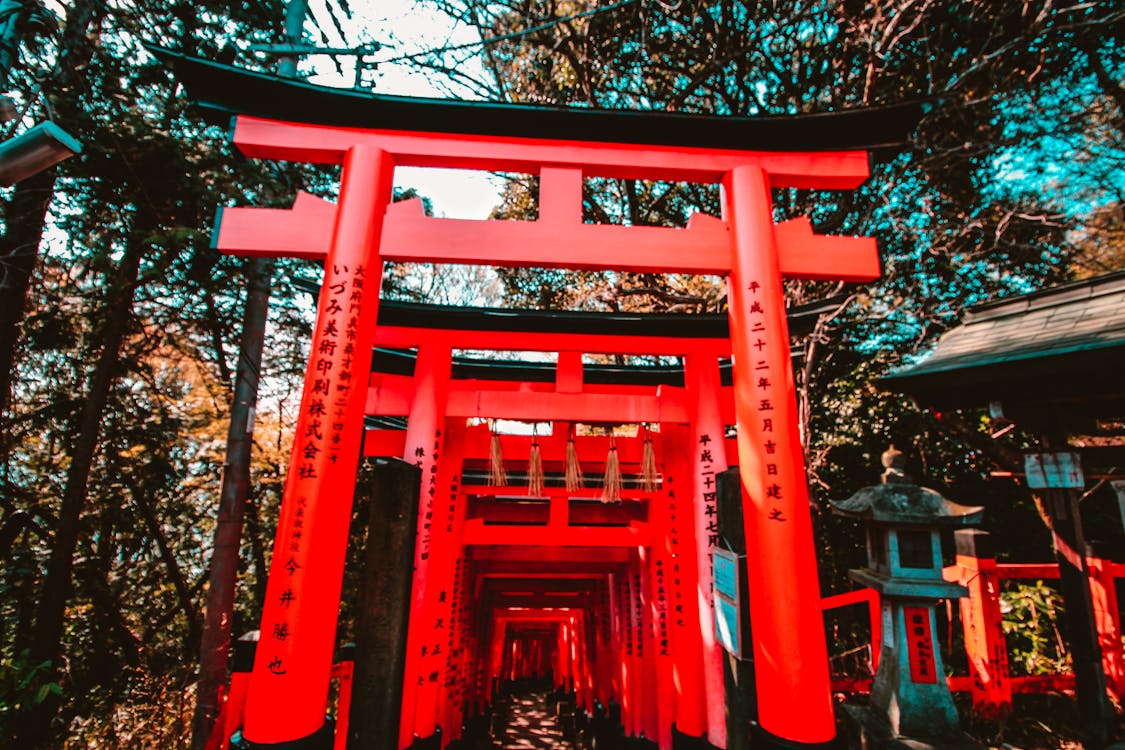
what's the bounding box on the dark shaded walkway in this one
[494,690,575,750]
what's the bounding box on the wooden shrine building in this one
[884,272,1125,748]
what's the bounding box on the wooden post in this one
[659,424,709,744]
[610,570,629,730]
[952,530,1012,717]
[416,419,467,739]
[243,145,394,747]
[649,433,681,750]
[1086,553,1124,702]
[1031,446,1114,749]
[638,550,662,744]
[349,459,421,750]
[429,420,465,742]
[716,468,755,750]
[399,345,453,748]
[684,354,730,748]
[723,165,835,746]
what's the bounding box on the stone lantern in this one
[831,446,983,741]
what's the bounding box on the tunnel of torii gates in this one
[155,48,927,750]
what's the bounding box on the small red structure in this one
[156,48,928,750]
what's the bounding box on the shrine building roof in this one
[148,46,929,153]
[882,271,1125,412]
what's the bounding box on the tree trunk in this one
[136,488,202,658]
[20,235,146,747]
[0,169,57,439]
[191,256,274,750]
[0,0,103,451]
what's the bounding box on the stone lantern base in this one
[839,704,985,750]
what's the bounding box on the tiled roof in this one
[882,271,1125,409]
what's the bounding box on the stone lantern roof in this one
[831,446,984,525]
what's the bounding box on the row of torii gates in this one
[156,49,928,750]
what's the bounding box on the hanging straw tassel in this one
[488,423,507,487]
[641,425,658,492]
[601,434,622,503]
[527,430,545,496]
[565,425,584,492]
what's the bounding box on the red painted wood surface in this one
[373,324,732,357]
[213,662,354,750]
[647,461,678,750]
[943,556,1125,712]
[399,349,453,747]
[903,607,939,684]
[218,194,879,282]
[367,374,703,424]
[411,419,467,739]
[684,355,731,746]
[331,661,353,750]
[230,115,871,188]
[828,558,1125,715]
[659,424,709,739]
[242,146,394,744]
[724,164,836,743]
[820,587,881,673]
[947,552,1012,716]
[1088,557,1125,701]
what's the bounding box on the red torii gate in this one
[362,311,739,749]
[155,48,924,750]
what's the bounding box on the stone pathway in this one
[496,691,574,750]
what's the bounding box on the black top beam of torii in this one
[148,45,930,153]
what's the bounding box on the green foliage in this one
[0,1,336,744]
[1000,581,1069,676]
[0,650,61,718]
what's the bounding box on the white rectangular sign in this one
[712,547,742,659]
[1024,452,1084,489]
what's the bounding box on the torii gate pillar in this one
[724,165,835,746]
[242,145,394,746]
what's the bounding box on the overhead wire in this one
[375,0,639,66]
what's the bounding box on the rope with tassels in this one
[565,423,584,492]
[488,420,507,487]
[641,424,659,492]
[527,425,544,496]
[601,433,622,503]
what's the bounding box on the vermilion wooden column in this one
[627,564,644,737]
[723,164,835,745]
[453,557,474,734]
[420,419,467,738]
[648,435,680,750]
[579,610,591,709]
[659,425,708,739]
[603,578,616,710]
[638,549,661,744]
[488,617,506,697]
[579,613,593,706]
[573,614,588,709]
[684,354,730,748]
[952,530,1012,716]
[243,145,394,746]
[447,562,474,725]
[609,570,628,725]
[1088,556,1125,701]
[399,346,453,748]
